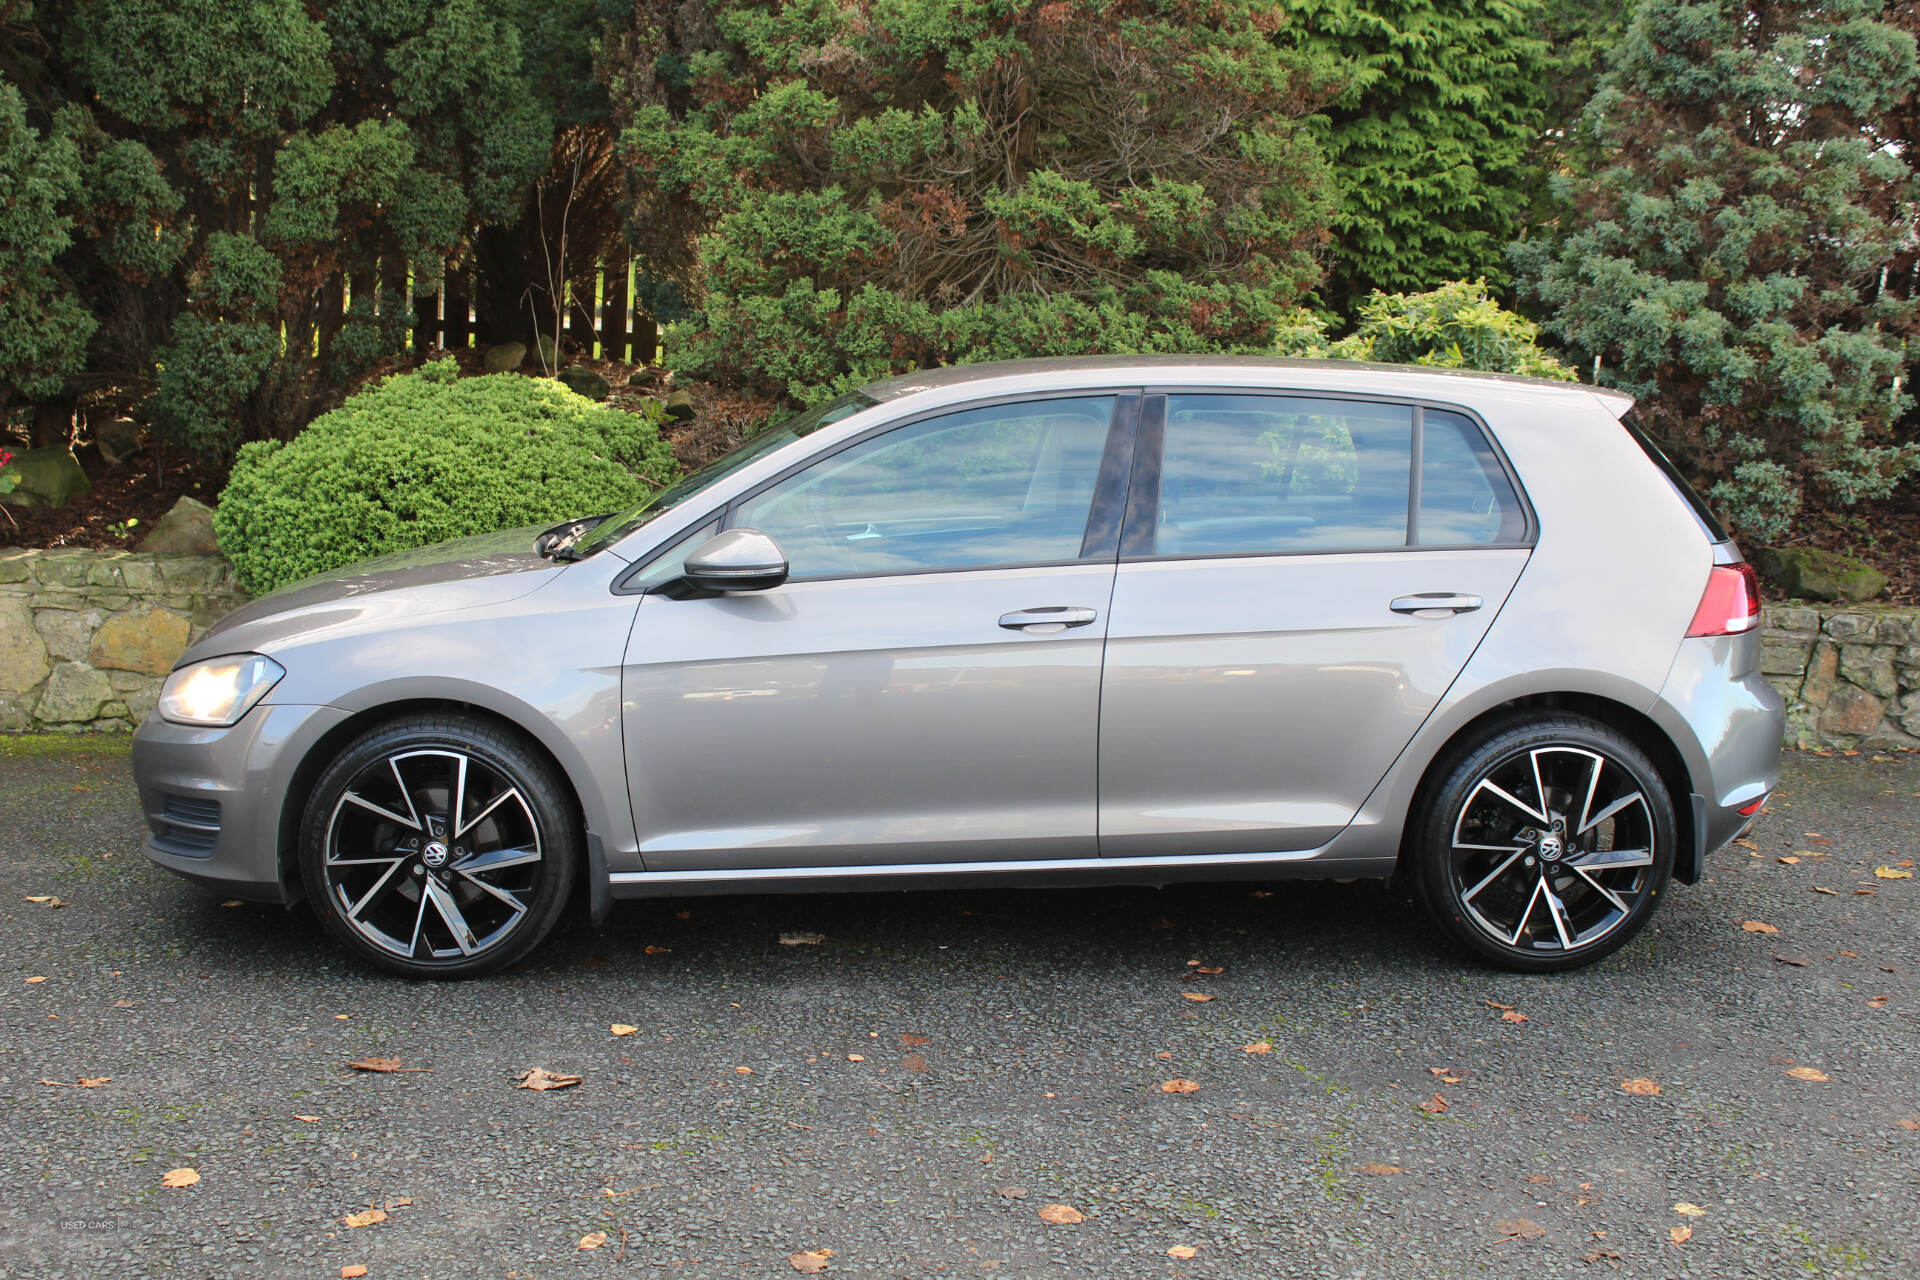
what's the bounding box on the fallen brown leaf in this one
[1778,856,1800,865]
[514,1067,582,1091]
[1740,920,1780,934]
[342,1268,368,1279]
[25,976,47,984]
[1620,1078,1662,1096]
[1896,1117,1920,1131]
[1733,837,1758,850]
[342,1209,387,1229]
[1672,1202,1707,1217]
[787,1248,833,1273]
[1195,966,1224,975]
[1873,866,1913,880]
[1804,833,1834,845]
[1772,954,1811,967]
[1160,1079,1201,1094]
[1496,1218,1545,1240]
[1483,1000,1514,1010]
[1168,1245,1199,1259]
[778,932,826,946]
[346,1057,431,1074]
[846,1054,866,1063]
[1856,888,1879,896]
[219,899,244,907]
[1037,1204,1084,1225]
[1419,1093,1449,1114]
[1785,1066,1830,1082]
[294,1115,321,1123]
[643,944,670,954]
[160,1168,200,1188]
[1812,887,1839,895]
[24,895,66,907]
[1868,995,1889,1009]
[1357,1162,1405,1175]
[1180,992,1215,1003]
[577,1232,608,1251]
[1242,1040,1273,1055]
[735,1066,754,1075]
[384,1197,412,1210]
[1500,1010,1530,1024]
[1670,1225,1693,1245]
[1429,1068,1464,1084]
[610,1024,638,1037]
[900,1033,930,1047]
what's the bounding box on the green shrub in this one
[214,359,679,594]
[1270,279,1577,380]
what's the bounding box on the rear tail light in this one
[1686,561,1761,637]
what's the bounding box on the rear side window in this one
[1620,411,1730,541]
[1418,409,1527,545]
[1155,395,1414,555]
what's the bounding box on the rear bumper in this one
[133,702,351,904]
[1652,633,1784,882]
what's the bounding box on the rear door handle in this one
[1391,592,1483,617]
[999,606,1098,634]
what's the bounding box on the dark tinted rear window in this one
[1619,411,1730,542]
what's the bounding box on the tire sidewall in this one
[299,715,578,979]
[1413,715,1677,973]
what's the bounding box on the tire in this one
[299,712,578,979]
[1410,713,1677,973]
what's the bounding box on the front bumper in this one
[133,702,352,903]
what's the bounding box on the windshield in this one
[567,390,878,558]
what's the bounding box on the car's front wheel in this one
[1411,713,1677,972]
[299,713,577,978]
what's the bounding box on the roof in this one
[859,355,1635,417]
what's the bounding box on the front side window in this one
[730,396,1115,579]
[1154,395,1414,555]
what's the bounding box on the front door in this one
[623,394,1130,871]
[1098,392,1533,857]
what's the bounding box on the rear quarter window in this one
[1619,411,1731,542]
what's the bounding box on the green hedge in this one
[215,360,679,594]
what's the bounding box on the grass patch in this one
[0,731,134,759]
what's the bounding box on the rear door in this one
[1098,392,1533,858]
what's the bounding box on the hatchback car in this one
[134,357,1783,977]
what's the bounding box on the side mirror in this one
[680,528,789,593]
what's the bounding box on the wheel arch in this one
[273,697,591,902]
[1396,690,1695,882]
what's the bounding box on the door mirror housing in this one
[678,528,790,593]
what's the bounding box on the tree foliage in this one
[1274,278,1576,379]
[0,0,616,454]
[1277,0,1550,310]
[1514,0,1920,539]
[607,0,1344,403]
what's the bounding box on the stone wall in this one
[2,547,1916,747]
[0,548,248,732]
[1759,603,1920,749]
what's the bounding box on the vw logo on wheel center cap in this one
[422,840,450,868]
[1537,834,1564,862]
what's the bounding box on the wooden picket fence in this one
[324,258,658,365]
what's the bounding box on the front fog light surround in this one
[158,655,285,727]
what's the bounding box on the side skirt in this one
[605,849,1398,899]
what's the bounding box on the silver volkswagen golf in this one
[134,357,1783,978]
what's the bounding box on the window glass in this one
[1155,396,1413,555]
[1418,410,1526,545]
[731,397,1114,578]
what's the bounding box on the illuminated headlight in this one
[157,655,285,727]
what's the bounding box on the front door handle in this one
[1391,592,1483,617]
[999,606,1098,634]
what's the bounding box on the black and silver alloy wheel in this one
[301,715,576,978]
[1414,714,1675,972]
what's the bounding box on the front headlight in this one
[157,655,285,727]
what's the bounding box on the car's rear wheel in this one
[299,713,577,978]
[1411,714,1676,972]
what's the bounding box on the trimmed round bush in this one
[215,359,679,594]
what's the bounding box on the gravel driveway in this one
[2,738,1915,1278]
